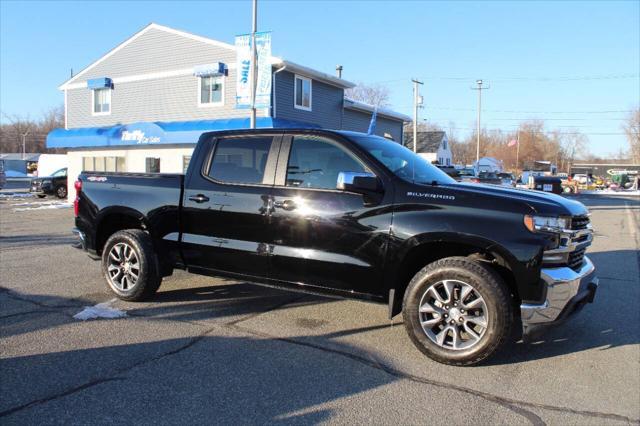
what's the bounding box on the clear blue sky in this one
[1,0,638,156]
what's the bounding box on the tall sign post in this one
[250,0,258,129]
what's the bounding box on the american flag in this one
[508,139,518,147]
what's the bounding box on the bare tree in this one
[0,105,65,154]
[622,107,640,163]
[345,83,391,107]
[559,132,588,172]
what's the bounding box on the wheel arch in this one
[387,233,521,319]
[95,207,149,255]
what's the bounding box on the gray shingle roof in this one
[403,131,445,153]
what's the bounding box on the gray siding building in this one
[47,23,410,200]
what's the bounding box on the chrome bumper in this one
[521,256,598,339]
[72,227,87,251]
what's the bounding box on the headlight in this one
[524,215,569,233]
[42,179,51,184]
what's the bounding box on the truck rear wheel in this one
[402,257,512,366]
[101,229,162,301]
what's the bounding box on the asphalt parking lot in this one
[1,193,639,425]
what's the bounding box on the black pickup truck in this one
[73,129,598,365]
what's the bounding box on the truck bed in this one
[76,172,184,259]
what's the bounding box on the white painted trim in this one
[197,75,225,108]
[91,88,112,116]
[293,74,312,112]
[64,89,68,129]
[64,64,238,90]
[59,23,236,90]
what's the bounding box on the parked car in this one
[457,168,477,183]
[436,165,461,180]
[497,172,515,187]
[73,129,597,366]
[475,171,502,185]
[531,175,563,195]
[30,168,68,198]
[0,162,6,190]
[573,173,590,185]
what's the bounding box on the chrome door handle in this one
[188,194,210,203]
[274,199,296,211]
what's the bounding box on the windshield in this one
[347,133,455,185]
[51,168,67,177]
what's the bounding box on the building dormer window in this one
[294,74,312,111]
[199,76,224,106]
[92,88,111,115]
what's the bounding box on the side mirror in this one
[336,171,381,193]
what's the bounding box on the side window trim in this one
[200,134,283,187]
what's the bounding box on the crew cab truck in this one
[73,129,598,366]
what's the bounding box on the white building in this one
[46,23,410,201]
[403,131,453,165]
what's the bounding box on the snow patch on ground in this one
[0,193,35,199]
[14,202,72,212]
[580,190,640,196]
[73,299,127,320]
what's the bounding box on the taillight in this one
[74,179,82,217]
[470,178,480,183]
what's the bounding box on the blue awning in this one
[46,118,321,149]
[87,78,113,89]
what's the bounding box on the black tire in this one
[402,256,513,366]
[55,185,67,199]
[101,229,162,301]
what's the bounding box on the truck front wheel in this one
[402,257,512,366]
[101,229,162,301]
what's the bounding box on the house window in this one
[92,88,111,115]
[146,158,160,173]
[443,139,447,150]
[294,75,312,111]
[199,76,224,106]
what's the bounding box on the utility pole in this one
[412,79,424,153]
[21,130,30,160]
[471,79,489,162]
[515,130,520,171]
[249,0,258,129]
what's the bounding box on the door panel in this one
[267,134,392,296]
[181,135,279,278]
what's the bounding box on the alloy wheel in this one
[107,242,140,291]
[418,279,489,351]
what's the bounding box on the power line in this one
[372,73,638,85]
[446,126,627,136]
[422,107,634,114]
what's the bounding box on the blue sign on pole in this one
[235,31,272,109]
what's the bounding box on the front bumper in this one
[520,256,598,341]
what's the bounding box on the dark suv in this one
[31,168,68,198]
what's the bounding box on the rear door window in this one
[208,136,274,185]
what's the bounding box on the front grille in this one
[571,215,590,230]
[568,246,587,271]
